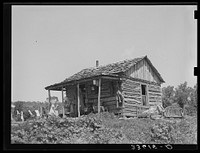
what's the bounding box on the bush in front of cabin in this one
[11,112,126,144]
[150,121,174,144]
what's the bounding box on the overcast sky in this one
[12,5,197,102]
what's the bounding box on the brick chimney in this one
[96,60,99,67]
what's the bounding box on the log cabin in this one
[45,55,165,118]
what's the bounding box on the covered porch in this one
[45,75,121,117]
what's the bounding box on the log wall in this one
[86,80,118,113]
[121,78,142,117]
[121,78,161,117]
[147,84,162,107]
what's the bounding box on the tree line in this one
[162,81,197,116]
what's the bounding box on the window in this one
[141,84,146,95]
[141,84,148,106]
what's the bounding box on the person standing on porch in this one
[115,83,124,108]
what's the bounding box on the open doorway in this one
[79,84,87,115]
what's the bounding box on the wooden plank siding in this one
[125,59,161,85]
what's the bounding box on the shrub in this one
[149,117,197,144]
[184,105,197,116]
[11,112,126,144]
[150,121,174,144]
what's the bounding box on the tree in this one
[162,86,175,108]
[174,81,195,109]
[184,83,197,116]
[189,84,197,108]
[162,82,197,116]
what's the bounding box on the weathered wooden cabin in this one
[45,56,165,118]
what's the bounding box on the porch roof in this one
[45,74,120,91]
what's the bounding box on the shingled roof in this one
[64,57,144,82]
[45,56,164,90]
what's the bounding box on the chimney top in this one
[96,60,99,67]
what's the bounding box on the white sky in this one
[12,5,197,102]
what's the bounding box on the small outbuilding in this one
[45,55,165,118]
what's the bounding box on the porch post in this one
[62,87,65,118]
[77,83,80,117]
[98,78,101,113]
[48,90,51,112]
[121,81,125,118]
[147,85,149,106]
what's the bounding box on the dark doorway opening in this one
[141,84,147,106]
[141,84,146,95]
